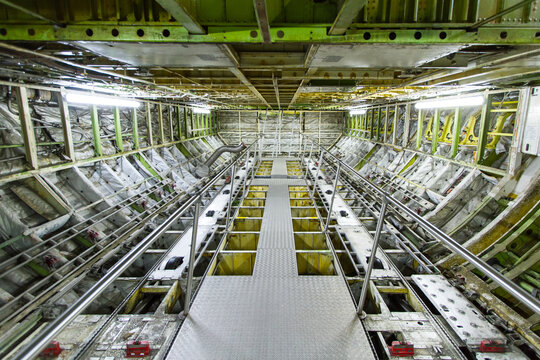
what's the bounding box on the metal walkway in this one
[166,158,375,359]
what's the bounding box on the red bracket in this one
[389,341,414,357]
[40,341,62,357]
[479,340,505,353]
[126,340,151,358]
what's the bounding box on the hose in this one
[196,143,246,177]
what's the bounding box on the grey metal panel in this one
[75,42,235,67]
[412,274,506,346]
[271,157,289,176]
[311,44,464,68]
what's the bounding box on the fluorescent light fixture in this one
[65,92,140,108]
[192,107,211,114]
[415,95,484,109]
[349,109,367,115]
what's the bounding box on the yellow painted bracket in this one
[460,110,482,146]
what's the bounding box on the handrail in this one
[13,138,259,360]
[302,135,540,316]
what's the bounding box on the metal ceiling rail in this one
[12,138,259,360]
[302,135,540,316]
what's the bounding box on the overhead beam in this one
[155,0,205,34]
[328,0,368,35]
[252,0,271,43]
[0,25,538,44]
[228,67,271,108]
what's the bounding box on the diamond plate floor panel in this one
[271,157,288,176]
[166,157,375,359]
[253,248,297,277]
[167,277,374,359]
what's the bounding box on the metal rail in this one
[302,135,540,316]
[303,152,467,359]
[12,139,258,360]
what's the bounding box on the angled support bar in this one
[155,0,206,34]
[253,0,271,43]
[329,0,368,35]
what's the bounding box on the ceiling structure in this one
[0,0,539,109]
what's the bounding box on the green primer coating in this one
[431,109,440,154]
[28,261,50,277]
[177,106,183,140]
[146,102,154,147]
[376,107,382,141]
[176,142,193,158]
[90,105,102,157]
[355,145,378,170]
[158,104,165,144]
[74,235,93,248]
[132,108,140,149]
[416,109,424,149]
[134,153,161,179]
[113,107,123,152]
[1,25,539,45]
[16,87,39,170]
[168,105,175,142]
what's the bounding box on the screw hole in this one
[277,30,284,38]
[28,28,35,36]
[111,28,119,37]
[162,29,170,37]
[86,28,93,37]
[414,31,422,40]
[250,30,258,38]
[389,32,396,40]
[439,31,447,39]
[0,28,6,36]
[500,31,507,39]
[363,32,371,40]
[137,29,145,37]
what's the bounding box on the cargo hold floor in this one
[166,158,375,359]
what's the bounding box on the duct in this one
[196,143,245,177]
